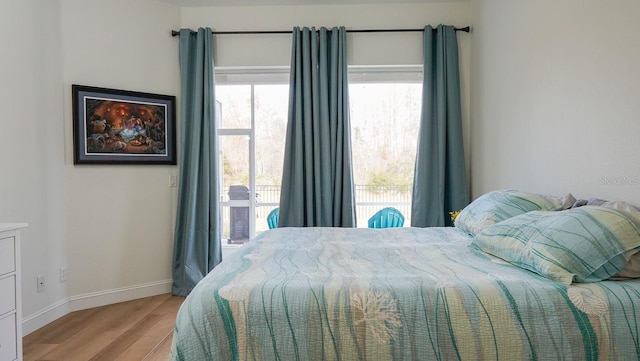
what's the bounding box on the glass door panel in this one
[254,84,288,234]
[219,134,252,243]
[349,82,421,227]
[217,85,252,129]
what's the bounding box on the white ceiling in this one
[160,0,465,6]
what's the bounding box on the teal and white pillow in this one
[472,206,640,284]
[454,189,564,236]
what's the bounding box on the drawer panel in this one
[0,276,15,316]
[0,237,15,276]
[0,313,17,361]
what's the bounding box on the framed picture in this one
[72,84,176,165]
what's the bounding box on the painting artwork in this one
[72,85,176,164]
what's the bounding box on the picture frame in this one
[72,84,176,165]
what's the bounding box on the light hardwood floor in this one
[22,293,184,361]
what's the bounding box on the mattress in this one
[170,227,640,360]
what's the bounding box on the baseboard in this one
[69,279,173,311]
[22,279,173,336]
[22,298,71,336]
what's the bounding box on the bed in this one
[169,190,640,360]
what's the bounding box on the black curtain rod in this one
[171,26,470,37]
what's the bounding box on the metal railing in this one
[224,185,412,234]
[353,184,412,227]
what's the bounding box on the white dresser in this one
[0,224,26,361]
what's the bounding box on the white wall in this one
[471,0,640,205]
[0,0,68,329]
[0,0,181,334]
[60,0,181,301]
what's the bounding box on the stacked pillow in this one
[457,189,640,285]
[454,189,566,236]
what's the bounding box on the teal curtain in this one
[171,28,221,296]
[411,25,469,227]
[278,26,357,227]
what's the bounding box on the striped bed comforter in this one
[170,227,640,360]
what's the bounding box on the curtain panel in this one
[171,28,222,297]
[278,26,357,227]
[411,25,469,227]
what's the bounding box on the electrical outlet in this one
[37,275,45,293]
[60,267,67,282]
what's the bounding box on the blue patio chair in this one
[367,207,405,228]
[267,207,279,229]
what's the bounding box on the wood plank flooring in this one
[22,293,185,361]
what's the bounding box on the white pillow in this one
[596,200,640,280]
[611,250,640,279]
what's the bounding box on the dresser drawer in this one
[0,313,17,361]
[0,237,15,276]
[0,276,15,316]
